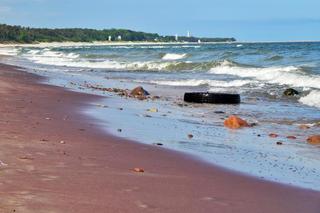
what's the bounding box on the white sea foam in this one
[162,53,187,60]
[22,48,193,71]
[209,60,320,89]
[0,47,19,56]
[24,48,175,70]
[299,90,320,108]
[150,79,255,87]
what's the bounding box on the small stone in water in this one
[269,133,279,138]
[286,136,297,140]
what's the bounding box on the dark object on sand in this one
[283,88,299,96]
[184,92,240,104]
[214,111,225,114]
[154,143,163,146]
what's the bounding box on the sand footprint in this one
[40,174,59,181]
[200,196,231,206]
[135,200,149,209]
[121,186,140,193]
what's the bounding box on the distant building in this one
[187,31,191,38]
[108,36,112,41]
[117,35,122,41]
[175,34,178,41]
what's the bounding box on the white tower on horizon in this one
[175,34,179,41]
[187,31,191,38]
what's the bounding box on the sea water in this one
[1,42,320,190]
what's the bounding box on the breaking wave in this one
[299,90,320,108]
[162,53,188,60]
[209,60,320,89]
[0,47,19,56]
[149,79,256,87]
[19,48,220,71]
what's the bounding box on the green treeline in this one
[0,24,236,43]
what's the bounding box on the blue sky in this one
[0,0,320,41]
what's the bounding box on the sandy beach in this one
[0,63,319,212]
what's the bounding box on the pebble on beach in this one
[147,108,158,113]
[286,136,297,140]
[269,133,279,138]
[133,168,145,173]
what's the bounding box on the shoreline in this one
[1,40,320,49]
[1,42,320,190]
[0,63,319,212]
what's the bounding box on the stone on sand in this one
[307,135,320,145]
[148,108,158,113]
[130,86,150,99]
[224,115,249,129]
[133,168,145,173]
[269,133,279,138]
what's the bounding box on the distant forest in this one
[0,24,236,43]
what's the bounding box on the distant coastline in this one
[0,41,235,48]
[0,23,235,44]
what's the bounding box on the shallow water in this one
[1,42,320,190]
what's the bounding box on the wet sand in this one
[0,63,319,213]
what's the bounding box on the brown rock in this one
[130,86,150,99]
[224,115,249,129]
[133,168,145,173]
[269,133,279,138]
[286,136,297,140]
[307,135,320,145]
